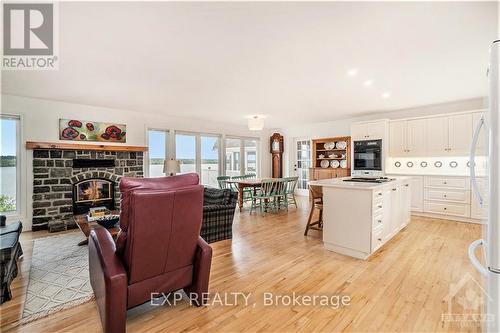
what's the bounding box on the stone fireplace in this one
[31,146,144,232]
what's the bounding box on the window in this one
[0,115,20,214]
[244,139,258,173]
[224,137,259,177]
[200,135,219,187]
[175,133,197,174]
[148,130,168,177]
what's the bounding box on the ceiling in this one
[2,2,497,128]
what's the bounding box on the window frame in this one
[224,135,261,177]
[146,128,170,178]
[0,114,21,216]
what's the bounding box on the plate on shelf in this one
[330,160,340,168]
[336,141,347,149]
[324,141,336,150]
[320,160,330,168]
[340,159,347,168]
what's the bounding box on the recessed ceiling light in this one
[347,68,358,77]
[381,92,392,99]
[363,80,374,86]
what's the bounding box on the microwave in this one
[352,139,384,177]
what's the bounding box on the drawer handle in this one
[377,238,382,241]
[377,205,382,209]
[392,188,397,191]
[378,220,382,223]
[405,184,409,187]
[443,195,447,198]
[444,208,447,210]
[378,192,382,196]
[443,182,447,185]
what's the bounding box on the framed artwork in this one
[59,119,127,143]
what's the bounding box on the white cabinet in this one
[409,176,424,212]
[400,182,411,228]
[351,120,388,141]
[423,176,471,219]
[425,114,472,156]
[448,113,473,155]
[426,116,449,156]
[407,119,427,156]
[389,120,407,156]
[389,119,427,156]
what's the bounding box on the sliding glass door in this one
[175,133,197,174]
[224,138,241,177]
[148,130,168,177]
[244,139,258,175]
[201,136,219,187]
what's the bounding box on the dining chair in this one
[273,178,289,211]
[250,179,277,215]
[284,177,298,209]
[244,173,256,179]
[231,175,253,205]
[217,176,231,190]
[304,185,323,236]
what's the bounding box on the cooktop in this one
[343,177,395,183]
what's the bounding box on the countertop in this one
[309,176,411,190]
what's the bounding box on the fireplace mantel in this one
[26,141,148,152]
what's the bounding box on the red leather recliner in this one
[89,173,212,333]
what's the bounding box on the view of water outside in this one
[1,117,18,213]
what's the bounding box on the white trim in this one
[387,109,486,123]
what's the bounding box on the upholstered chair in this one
[89,173,212,333]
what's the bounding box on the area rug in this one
[21,233,94,324]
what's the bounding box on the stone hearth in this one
[32,149,144,232]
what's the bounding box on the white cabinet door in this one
[367,121,387,140]
[390,185,401,232]
[351,123,368,141]
[400,182,411,228]
[472,112,487,156]
[409,176,424,212]
[448,113,473,155]
[426,116,448,156]
[389,120,407,157]
[406,119,427,156]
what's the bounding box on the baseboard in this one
[411,211,483,224]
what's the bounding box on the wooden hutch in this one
[309,136,351,180]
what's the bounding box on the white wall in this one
[1,94,272,229]
[277,97,487,177]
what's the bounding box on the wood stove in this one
[73,178,115,215]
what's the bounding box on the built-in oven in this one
[352,139,383,177]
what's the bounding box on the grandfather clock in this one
[270,133,284,178]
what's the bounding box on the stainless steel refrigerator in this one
[469,39,500,333]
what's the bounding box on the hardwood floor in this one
[1,197,484,332]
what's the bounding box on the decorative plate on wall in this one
[406,161,414,168]
[340,160,347,168]
[336,141,347,150]
[330,160,340,168]
[450,161,458,168]
[434,161,443,168]
[420,161,428,168]
[320,160,330,168]
[324,142,336,150]
[395,161,401,168]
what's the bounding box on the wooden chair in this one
[217,176,232,190]
[304,185,323,236]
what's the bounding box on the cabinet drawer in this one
[373,201,384,215]
[371,226,384,252]
[424,176,469,190]
[373,190,384,200]
[424,188,470,204]
[424,201,470,218]
[372,216,384,230]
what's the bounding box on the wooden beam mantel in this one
[26,141,148,152]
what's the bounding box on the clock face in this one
[272,140,280,152]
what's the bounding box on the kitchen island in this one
[309,177,411,259]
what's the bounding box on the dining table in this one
[227,178,263,210]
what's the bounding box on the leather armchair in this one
[89,173,212,333]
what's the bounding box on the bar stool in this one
[304,185,323,236]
